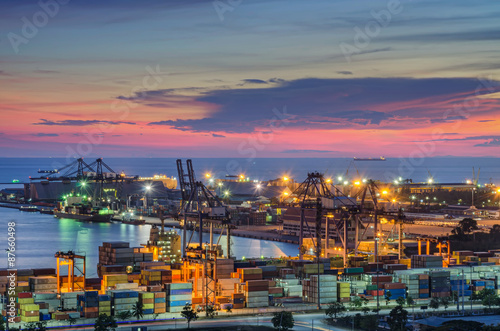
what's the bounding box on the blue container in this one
[168,300,191,307]
[39,313,51,321]
[154,297,166,304]
[99,295,111,301]
[420,284,429,289]
[170,289,191,295]
[419,293,429,299]
[114,291,139,299]
[85,291,99,297]
[474,281,485,286]
[143,309,154,315]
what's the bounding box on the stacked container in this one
[98,294,111,316]
[77,291,99,319]
[20,303,39,323]
[61,292,82,310]
[244,280,269,308]
[428,270,450,298]
[139,292,155,315]
[383,283,406,300]
[165,283,192,313]
[337,282,350,303]
[103,274,128,289]
[154,292,167,314]
[29,276,57,292]
[109,290,139,315]
[307,275,337,305]
[231,293,245,309]
[411,255,443,268]
[418,274,430,299]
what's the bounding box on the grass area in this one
[167,326,275,331]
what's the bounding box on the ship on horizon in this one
[353,156,386,161]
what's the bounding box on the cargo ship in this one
[353,156,386,161]
[54,208,113,222]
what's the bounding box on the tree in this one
[490,224,500,235]
[396,297,406,307]
[181,303,198,329]
[359,314,379,331]
[361,306,371,314]
[0,316,5,331]
[205,305,216,319]
[116,310,132,321]
[385,291,392,306]
[436,320,484,331]
[350,296,363,310]
[152,313,159,321]
[24,322,47,331]
[452,218,478,238]
[326,302,347,319]
[68,316,78,328]
[440,297,451,311]
[132,301,144,320]
[406,296,415,316]
[481,292,499,310]
[94,314,117,331]
[430,297,440,311]
[387,305,408,331]
[271,311,294,331]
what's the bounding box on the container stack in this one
[165,283,192,313]
[307,275,337,305]
[20,303,39,323]
[29,276,57,293]
[450,275,471,298]
[383,283,406,300]
[77,291,99,319]
[259,265,278,279]
[139,292,155,315]
[214,259,234,279]
[61,292,82,310]
[141,269,163,286]
[337,282,350,303]
[109,290,139,315]
[33,292,59,311]
[411,255,443,268]
[218,278,241,297]
[231,293,245,309]
[154,292,167,314]
[37,303,51,321]
[238,268,263,282]
[279,268,295,279]
[428,270,450,298]
[99,242,153,267]
[275,278,302,297]
[302,263,324,278]
[244,280,269,308]
[98,294,111,316]
[396,273,419,299]
[103,274,128,289]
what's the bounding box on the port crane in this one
[176,159,235,314]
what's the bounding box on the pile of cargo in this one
[383,282,406,300]
[276,278,301,297]
[303,275,337,304]
[103,274,128,289]
[33,292,59,311]
[213,259,234,279]
[108,290,139,315]
[427,270,450,298]
[244,280,269,308]
[411,255,443,268]
[231,293,245,309]
[61,292,81,310]
[237,268,263,281]
[20,303,39,323]
[165,282,192,313]
[337,282,350,302]
[77,291,99,318]
[98,242,153,267]
[29,276,58,293]
[98,294,112,316]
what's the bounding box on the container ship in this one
[54,196,113,223]
[353,156,386,161]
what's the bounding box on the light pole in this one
[144,185,151,216]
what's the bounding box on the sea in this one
[1,157,499,275]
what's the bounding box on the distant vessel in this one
[353,156,386,161]
[19,206,39,212]
[54,209,113,223]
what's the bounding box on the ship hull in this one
[54,212,112,223]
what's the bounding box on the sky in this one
[1,0,500,158]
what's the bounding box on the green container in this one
[366,284,378,291]
[344,267,364,274]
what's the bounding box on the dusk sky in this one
[1,0,500,158]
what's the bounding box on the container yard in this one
[4,244,500,327]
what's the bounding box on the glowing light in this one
[428,178,434,184]
[337,176,343,181]
[218,182,223,187]
[256,184,262,189]
[80,181,86,187]
[354,181,361,186]
[283,176,289,181]
[205,173,211,178]
[362,178,367,183]
[382,190,388,195]
[392,199,396,202]
[145,185,152,191]
[239,174,245,179]
[326,178,331,183]
[224,190,230,196]
[497,188,500,193]
[343,181,348,185]
[283,192,289,196]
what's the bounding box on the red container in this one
[18,292,33,299]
